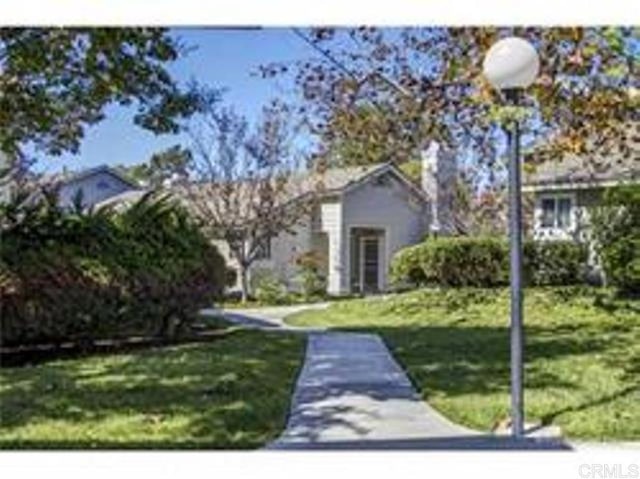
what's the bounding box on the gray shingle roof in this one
[523,127,640,190]
[96,162,428,210]
[524,154,639,188]
[298,163,388,195]
[38,164,140,190]
[60,165,140,189]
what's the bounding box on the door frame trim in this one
[347,225,389,294]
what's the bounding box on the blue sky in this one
[36,28,315,173]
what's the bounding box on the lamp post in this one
[483,37,539,438]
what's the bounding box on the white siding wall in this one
[58,172,134,209]
[217,218,315,293]
[532,187,604,282]
[252,219,314,290]
[320,198,345,294]
[341,173,429,291]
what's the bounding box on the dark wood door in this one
[361,237,379,292]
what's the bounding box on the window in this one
[255,238,271,260]
[540,196,572,229]
[541,198,556,228]
[96,179,110,190]
[557,198,571,228]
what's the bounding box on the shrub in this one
[523,240,587,286]
[0,191,227,347]
[390,243,429,286]
[251,269,288,305]
[391,236,508,288]
[590,184,640,296]
[391,236,588,288]
[295,250,327,301]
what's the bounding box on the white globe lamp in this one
[483,37,540,91]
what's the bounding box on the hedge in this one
[391,236,587,288]
[589,184,640,296]
[523,240,588,287]
[0,191,228,348]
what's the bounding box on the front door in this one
[360,236,380,293]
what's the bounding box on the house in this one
[218,142,457,295]
[94,142,457,296]
[523,147,639,243]
[1,160,141,211]
[523,137,639,282]
[52,165,140,209]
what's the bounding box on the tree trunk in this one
[239,264,250,303]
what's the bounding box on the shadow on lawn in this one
[540,385,639,428]
[362,324,611,398]
[0,332,303,449]
[326,320,638,435]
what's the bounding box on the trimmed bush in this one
[391,237,508,288]
[390,243,430,286]
[0,191,227,348]
[524,240,588,286]
[391,236,587,288]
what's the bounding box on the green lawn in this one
[0,328,305,449]
[287,287,640,441]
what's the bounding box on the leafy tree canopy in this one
[121,144,192,188]
[0,28,197,163]
[261,27,639,186]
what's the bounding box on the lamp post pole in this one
[505,88,524,438]
[482,36,539,439]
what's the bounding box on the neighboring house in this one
[0,161,140,211]
[523,152,639,242]
[523,143,639,281]
[216,142,457,295]
[53,165,140,209]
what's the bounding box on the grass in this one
[286,287,640,441]
[0,327,305,449]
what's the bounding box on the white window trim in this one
[535,192,577,239]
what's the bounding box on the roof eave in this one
[522,177,638,193]
[61,165,140,190]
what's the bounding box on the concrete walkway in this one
[269,332,478,449]
[201,304,570,450]
[200,302,330,331]
[270,332,568,450]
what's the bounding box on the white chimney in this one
[421,141,457,235]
